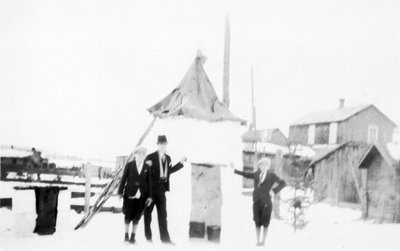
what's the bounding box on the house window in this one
[308,124,316,145]
[368,125,379,144]
[329,123,338,144]
[315,123,329,144]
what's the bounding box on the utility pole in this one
[251,66,258,171]
[222,14,230,108]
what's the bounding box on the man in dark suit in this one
[144,135,187,244]
[232,157,286,246]
[118,146,153,244]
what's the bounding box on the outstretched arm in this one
[233,169,256,179]
[169,157,186,174]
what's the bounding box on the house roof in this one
[291,104,372,126]
[310,144,347,165]
[241,128,284,143]
[356,143,398,168]
[1,148,32,158]
[243,142,315,158]
[310,141,399,169]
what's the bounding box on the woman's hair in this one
[256,157,272,171]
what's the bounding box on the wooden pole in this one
[360,168,368,219]
[136,116,157,149]
[350,163,362,204]
[222,14,230,108]
[84,163,92,214]
[251,66,258,171]
[273,150,284,219]
[251,66,256,131]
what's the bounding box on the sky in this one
[1,0,400,161]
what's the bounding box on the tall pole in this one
[251,66,258,171]
[223,14,230,108]
[251,66,256,130]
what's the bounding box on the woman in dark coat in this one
[232,157,286,246]
[118,146,153,244]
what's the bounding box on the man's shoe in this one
[146,238,153,243]
[162,240,175,245]
[129,233,136,244]
[124,233,129,242]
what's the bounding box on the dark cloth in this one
[145,151,183,192]
[118,160,152,224]
[234,169,286,204]
[253,200,272,227]
[143,151,183,241]
[117,160,152,199]
[33,187,60,235]
[144,190,169,241]
[234,169,286,226]
[123,197,146,224]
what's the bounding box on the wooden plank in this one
[350,163,362,203]
[360,168,368,218]
[1,164,82,176]
[1,178,107,188]
[84,163,92,214]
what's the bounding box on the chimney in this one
[338,98,345,108]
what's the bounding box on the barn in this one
[311,142,400,223]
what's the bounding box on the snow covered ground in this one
[2,168,400,251]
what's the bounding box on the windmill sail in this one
[148,53,244,123]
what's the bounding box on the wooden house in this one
[288,100,397,147]
[311,142,400,223]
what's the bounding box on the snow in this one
[2,170,400,251]
[387,142,400,161]
[140,117,244,168]
[291,104,370,126]
[1,148,31,158]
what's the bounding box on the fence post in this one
[84,163,92,214]
[360,168,368,219]
[273,150,284,219]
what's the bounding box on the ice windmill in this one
[75,52,245,243]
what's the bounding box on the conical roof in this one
[148,54,245,123]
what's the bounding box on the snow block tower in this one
[190,163,222,241]
[144,53,246,242]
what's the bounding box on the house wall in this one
[338,106,396,146]
[313,143,368,203]
[288,125,308,145]
[365,155,399,223]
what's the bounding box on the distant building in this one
[291,100,400,222]
[242,128,288,146]
[288,99,397,147]
[241,128,288,188]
